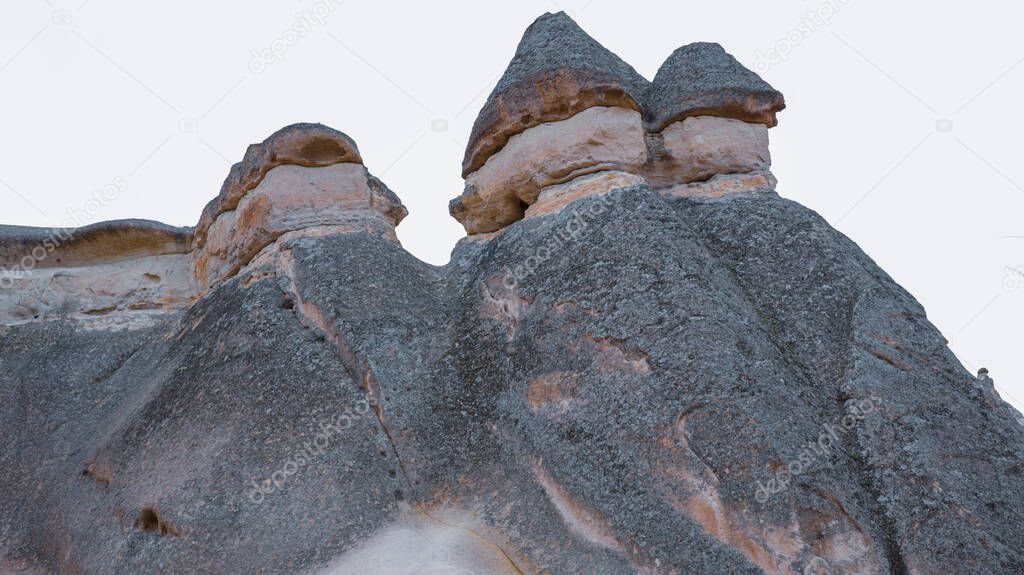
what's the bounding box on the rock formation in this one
[0,220,195,329]
[460,12,649,178]
[450,15,784,235]
[643,42,786,131]
[2,11,1023,575]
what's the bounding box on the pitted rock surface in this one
[1,11,1021,575]
[462,11,649,177]
[645,42,786,131]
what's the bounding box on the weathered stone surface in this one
[650,115,771,187]
[0,253,196,329]
[663,170,777,198]
[0,269,402,574]
[193,162,407,291]
[0,219,191,269]
[671,191,1024,573]
[454,108,773,233]
[194,123,363,249]
[462,11,649,177]
[0,125,404,326]
[0,220,195,328]
[453,107,647,234]
[645,42,785,132]
[525,170,645,219]
[2,15,1022,575]
[5,184,1021,574]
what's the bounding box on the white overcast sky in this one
[1,1,1022,410]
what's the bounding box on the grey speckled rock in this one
[645,42,785,132]
[2,16,1022,575]
[672,192,1024,574]
[462,11,649,176]
[3,186,1022,574]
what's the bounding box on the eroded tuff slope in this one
[2,11,1023,575]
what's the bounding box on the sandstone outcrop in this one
[460,11,648,177]
[451,15,785,235]
[0,124,406,326]
[194,122,363,248]
[0,220,195,328]
[2,12,1022,575]
[192,123,404,291]
[0,219,190,267]
[454,12,649,235]
[453,106,647,233]
[193,162,406,291]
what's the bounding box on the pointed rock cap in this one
[194,123,362,248]
[645,42,785,132]
[461,12,649,177]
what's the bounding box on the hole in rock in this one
[298,139,346,163]
[135,506,181,537]
[137,508,159,531]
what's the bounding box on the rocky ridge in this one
[451,12,782,234]
[1,11,1022,575]
[0,123,406,328]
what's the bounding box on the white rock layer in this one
[524,170,645,219]
[454,106,648,234]
[2,162,405,328]
[648,115,771,189]
[0,253,196,330]
[452,110,777,234]
[193,163,403,291]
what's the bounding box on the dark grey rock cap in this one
[645,42,785,132]
[462,11,649,177]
